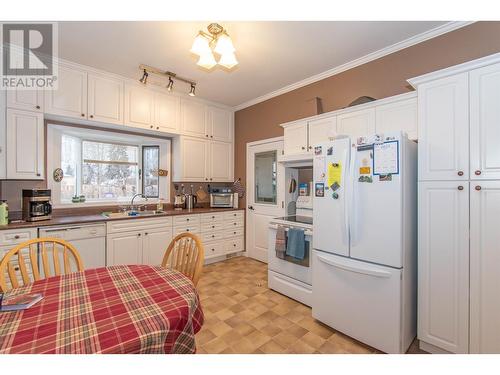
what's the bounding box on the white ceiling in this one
[58,21,451,108]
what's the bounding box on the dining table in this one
[0,265,204,354]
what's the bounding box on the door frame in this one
[246,136,285,262]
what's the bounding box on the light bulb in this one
[218,52,238,69]
[197,51,217,69]
[214,33,235,55]
[190,33,211,56]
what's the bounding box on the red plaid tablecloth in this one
[0,265,204,354]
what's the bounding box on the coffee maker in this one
[22,189,52,222]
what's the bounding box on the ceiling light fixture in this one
[188,83,196,97]
[167,77,174,91]
[138,64,196,97]
[190,23,238,70]
[139,69,148,84]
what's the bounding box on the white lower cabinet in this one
[418,181,470,353]
[142,227,173,266]
[469,181,500,353]
[107,230,144,266]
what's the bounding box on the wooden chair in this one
[161,233,204,286]
[0,237,84,292]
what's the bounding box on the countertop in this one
[0,207,245,231]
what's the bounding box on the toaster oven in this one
[209,187,234,208]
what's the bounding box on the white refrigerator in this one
[311,131,417,353]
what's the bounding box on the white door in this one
[246,138,285,262]
[312,251,404,353]
[6,109,44,180]
[7,87,44,112]
[376,97,418,140]
[283,121,308,156]
[470,62,500,180]
[308,116,336,152]
[209,141,233,182]
[87,73,124,125]
[45,64,88,119]
[107,231,143,266]
[313,138,351,257]
[154,92,179,133]
[470,181,500,353]
[180,99,207,138]
[336,108,376,138]
[180,137,209,182]
[418,181,469,353]
[418,73,469,181]
[207,106,232,142]
[143,227,173,266]
[124,84,154,129]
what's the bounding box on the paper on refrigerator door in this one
[314,156,326,182]
[327,162,342,190]
[373,141,399,175]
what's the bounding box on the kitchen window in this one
[48,124,170,207]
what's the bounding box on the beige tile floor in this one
[195,256,424,354]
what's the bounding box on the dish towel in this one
[286,228,306,260]
[275,226,286,260]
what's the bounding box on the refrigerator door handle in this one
[342,147,350,246]
[316,254,392,278]
[348,144,357,245]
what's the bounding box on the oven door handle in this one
[269,224,313,237]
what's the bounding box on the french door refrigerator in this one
[311,131,417,353]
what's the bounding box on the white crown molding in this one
[233,21,475,112]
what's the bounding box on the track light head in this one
[139,69,148,84]
[189,83,196,97]
[167,77,174,91]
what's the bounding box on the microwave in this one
[210,187,234,208]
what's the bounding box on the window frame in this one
[47,123,171,208]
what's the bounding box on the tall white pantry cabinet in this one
[409,54,500,354]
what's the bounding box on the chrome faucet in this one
[130,193,148,211]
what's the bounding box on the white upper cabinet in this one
[418,181,470,354]
[154,92,179,133]
[210,141,233,182]
[45,64,88,119]
[308,116,336,151]
[470,62,500,180]
[7,87,44,112]
[124,84,154,129]
[180,99,207,138]
[283,121,308,155]
[376,97,417,140]
[6,109,44,180]
[88,73,124,125]
[173,136,209,182]
[336,108,375,138]
[417,73,469,181]
[207,106,233,142]
[469,181,500,353]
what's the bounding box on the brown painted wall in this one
[235,21,500,207]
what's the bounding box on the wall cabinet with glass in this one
[172,136,233,182]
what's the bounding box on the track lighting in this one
[138,64,197,97]
[167,77,174,91]
[188,83,196,97]
[139,69,148,84]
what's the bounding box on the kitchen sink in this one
[102,210,164,218]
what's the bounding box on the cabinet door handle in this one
[475,186,482,191]
[145,232,148,235]
[36,105,40,109]
[210,135,213,138]
[308,146,312,150]
[14,235,20,239]
[301,146,306,150]
[206,134,209,138]
[150,125,153,129]
[90,115,94,119]
[137,233,141,237]
[457,171,464,176]
[475,170,482,176]
[156,126,159,130]
[458,186,464,191]
[81,113,85,117]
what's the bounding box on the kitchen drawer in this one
[106,217,172,234]
[205,241,225,259]
[173,214,201,227]
[201,222,225,233]
[200,213,224,223]
[224,236,244,253]
[224,218,244,229]
[201,230,225,243]
[224,227,244,238]
[0,228,37,247]
[173,225,201,236]
[223,210,244,221]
